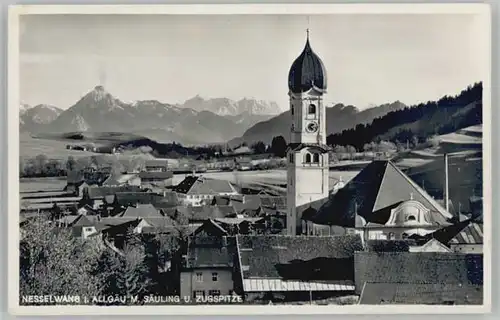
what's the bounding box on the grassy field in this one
[20,177,67,193]
[20,133,95,159]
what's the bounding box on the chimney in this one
[444,153,450,213]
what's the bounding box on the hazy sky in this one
[20,14,485,111]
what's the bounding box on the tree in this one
[49,203,63,223]
[99,231,150,303]
[346,145,357,159]
[251,141,267,154]
[270,136,287,158]
[34,154,48,176]
[426,135,440,148]
[66,156,76,172]
[20,217,105,302]
[411,136,419,148]
[333,145,346,154]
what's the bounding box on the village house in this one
[58,214,100,239]
[145,159,169,172]
[180,235,240,298]
[139,170,174,188]
[82,185,142,210]
[64,170,89,196]
[102,173,141,187]
[174,176,239,207]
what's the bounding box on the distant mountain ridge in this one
[19,86,276,146]
[182,94,281,116]
[20,104,63,132]
[231,100,407,146]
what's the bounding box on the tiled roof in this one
[449,223,483,245]
[424,219,483,246]
[139,171,173,180]
[354,252,483,294]
[359,282,483,305]
[185,236,238,269]
[87,185,141,199]
[175,205,234,222]
[287,143,331,153]
[100,218,145,236]
[120,204,165,218]
[175,176,237,195]
[238,235,363,280]
[365,240,417,252]
[312,160,453,227]
[114,192,174,207]
[211,196,231,206]
[102,174,121,186]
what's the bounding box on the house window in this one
[388,232,396,240]
[209,290,221,296]
[212,272,218,281]
[196,272,203,282]
[304,153,311,163]
[289,153,294,163]
[313,153,320,163]
[291,106,294,115]
[194,290,205,298]
[308,104,316,114]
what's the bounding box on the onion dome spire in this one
[288,30,327,94]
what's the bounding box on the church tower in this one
[286,31,330,236]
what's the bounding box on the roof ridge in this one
[371,161,390,214]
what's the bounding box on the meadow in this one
[20,133,95,160]
[20,177,67,193]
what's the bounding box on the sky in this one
[20,14,486,111]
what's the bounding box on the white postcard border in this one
[7,3,492,315]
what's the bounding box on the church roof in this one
[287,143,331,153]
[288,32,327,94]
[309,160,453,227]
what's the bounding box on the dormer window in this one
[407,215,416,222]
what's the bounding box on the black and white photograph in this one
[8,3,491,315]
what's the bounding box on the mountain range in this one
[19,86,277,145]
[19,104,63,132]
[229,101,408,146]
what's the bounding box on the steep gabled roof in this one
[311,160,453,227]
[175,176,237,195]
[449,222,483,245]
[120,204,164,218]
[423,218,483,246]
